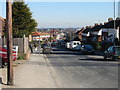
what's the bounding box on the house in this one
[85,19,120,43]
[90,24,103,42]
[32,32,51,41]
[81,27,91,42]
[76,28,84,41]
[56,33,65,40]
[0,16,5,38]
[101,19,120,43]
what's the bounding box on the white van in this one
[65,42,70,49]
[70,41,81,50]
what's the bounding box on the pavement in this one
[1,53,59,88]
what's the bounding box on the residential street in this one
[1,46,119,88]
[45,46,119,88]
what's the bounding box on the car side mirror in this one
[104,50,108,53]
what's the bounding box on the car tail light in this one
[113,52,116,54]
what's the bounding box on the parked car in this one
[60,41,66,47]
[104,46,120,60]
[42,44,53,54]
[73,44,82,51]
[80,44,94,54]
[70,41,81,50]
[0,46,17,66]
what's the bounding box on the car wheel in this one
[104,55,107,60]
[111,56,115,60]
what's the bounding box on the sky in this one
[0,1,119,28]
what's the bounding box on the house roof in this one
[103,20,120,28]
[32,32,51,36]
[85,19,120,32]
[76,28,84,35]
[0,16,5,22]
[90,25,103,32]
[82,28,91,33]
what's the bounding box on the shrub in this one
[17,53,26,60]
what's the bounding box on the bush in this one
[17,53,26,60]
[96,42,101,50]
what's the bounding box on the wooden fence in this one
[2,37,29,54]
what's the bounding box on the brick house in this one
[81,27,91,42]
[0,16,5,38]
[76,28,84,41]
[88,19,120,43]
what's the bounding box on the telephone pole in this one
[6,0,14,85]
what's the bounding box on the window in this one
[77,43,79,45]
[74,43,76,45]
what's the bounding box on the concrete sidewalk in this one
[1,54,58,88]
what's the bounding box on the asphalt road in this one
[45,46,119,88]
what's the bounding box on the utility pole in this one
[6,0,14,85]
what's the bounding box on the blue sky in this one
[0,2,119,28]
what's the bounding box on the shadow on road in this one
[78,58,119,62]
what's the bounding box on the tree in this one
[12,2,37,38]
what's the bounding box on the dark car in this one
[42,44,53,54]
[104,46,120,60]
[80,44,94,54]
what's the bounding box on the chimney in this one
[108,17,113,22]
[100,23,103,25]
[94,23,99,26]
[104,22,107,25]
[86,26,91,29]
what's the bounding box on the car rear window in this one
[114,47,120,54]
[85,45,93,49]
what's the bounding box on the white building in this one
[32,32,51,41]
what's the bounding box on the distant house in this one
[90,24,103,42]
[76,28,84,41]
[56,33,65,40]
[81,27,91,42]
[101,19,120,42]
[83,19,120,43]
[0,16,5,38]
[32,32,51,41]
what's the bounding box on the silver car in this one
[42,44,53,54]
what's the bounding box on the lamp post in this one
[113,0,116,45]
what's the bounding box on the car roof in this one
[110,46,120,48]
[83,44,92,46]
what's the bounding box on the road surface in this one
[45,46,119,88]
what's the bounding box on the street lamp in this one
[113,0,116,45]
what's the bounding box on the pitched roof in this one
[82,28,91,33]
[0,16,5,22]
[90,25,103,32]
[103,20,120,28]
[32,32,51,36]
[76,28,84,35]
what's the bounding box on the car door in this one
[107,46,113,58]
